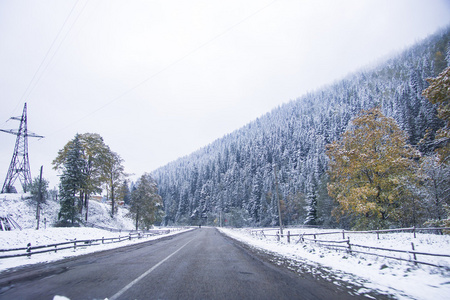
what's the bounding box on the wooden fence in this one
[250,227,450,268]
[0,230,172,259]
[84,222,175,234]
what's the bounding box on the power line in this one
[4,0,90,132]
[20,1,82,105]
[22,0,89,104]
[46,0,279,138]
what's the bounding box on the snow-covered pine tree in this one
[304,179,318,226]
[58,134,86,226]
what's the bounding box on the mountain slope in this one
[153,27,450,227]
[0,193,135,230]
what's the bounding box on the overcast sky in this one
[1,0,450,191]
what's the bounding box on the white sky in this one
[1,0,450,190]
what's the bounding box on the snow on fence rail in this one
[250,227,450,268]
[0,230,172,259]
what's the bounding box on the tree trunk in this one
[79,191,84,215]
[135,209,139,230]
[36,165,43,230]
[72,192,76,225]
[85,193,89,222]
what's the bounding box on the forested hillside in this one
[153,28,450,228]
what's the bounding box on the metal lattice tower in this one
[1,103,43,193]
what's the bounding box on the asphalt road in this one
[0,228,389,300]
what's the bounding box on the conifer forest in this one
[153,28,450,229]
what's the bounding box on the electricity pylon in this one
[1,103,43,193]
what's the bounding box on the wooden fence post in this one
[287,231,290,243]
[411,242,417,265]
[74,239,77,250]
[347,237,351,254]
[277,231,280,242]
[376,231,380,240]
[342,230,345,240]
[413,226,416,238]
[26,243,31,258]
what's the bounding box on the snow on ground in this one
[219,227,450,300]
[0,193,134,230]
[0,193,192,272]
[0,193,59,229]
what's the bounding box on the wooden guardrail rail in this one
[0,230,172,259]
[250,227,450,268]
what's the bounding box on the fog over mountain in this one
[153,28,450,228]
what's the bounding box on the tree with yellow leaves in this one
[326,107,419,230]
[422,66,450,162]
